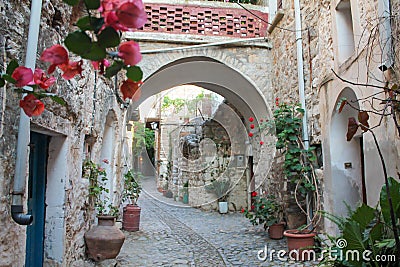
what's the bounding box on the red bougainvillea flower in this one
[251,191,257,197]
[116,0,147,29]
[260,119,263,122]
[33,69,56,90]
[248,132,253,137]
[40,45,69,74]
[250,124,255,129]
[241,208,245,213]
[249,117,254,122]
[120,79,142,100]
[102,159,110,164]
[92,59,111,74]
[100,0,147,31]
[59,60,83,80]
[11,66,34,87]
[275,97,279,106]
[251,205,255,211]
[118,41,142,66]
[260,141,264,145]
[19,94,45,117]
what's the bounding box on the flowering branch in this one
[0,0,147,117]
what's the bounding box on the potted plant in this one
[83,159,125,262]
[248,102,321,259]
[242,192,285,239]
[205,179,232,214]
[122,169,142,232]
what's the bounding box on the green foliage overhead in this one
[97,27,120,48]
[126,66,143,82]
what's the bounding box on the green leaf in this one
[76,16,104,33]
[126,66,143,82]
[97,27,120,48]
[81,43,106,61]
[50,95,66,106]
[380,177,400,225]
[104,61,124,78]
[84,0,100,9]
[63,0,79,5]
[349,204,375,230]
[3,74,16,84]
[0,77,4,87]
[6,60,19,75]
[64,31,92,55]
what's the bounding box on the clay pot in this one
[268,222,285,240]
[122,204,141,232]
[84,216,125,261]
[283,229,316,261]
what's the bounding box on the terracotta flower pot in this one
[283,229,316,261]
[268,222,285,240]
[122,204,141,232]
[84,216,125,261]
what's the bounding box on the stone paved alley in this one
[115,177,319,267]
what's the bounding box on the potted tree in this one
[83,159,125,262]
[205,179,232,214]
[242,192,285,239]
[122,169,142,231]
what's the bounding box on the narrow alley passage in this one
[116,177,318,267]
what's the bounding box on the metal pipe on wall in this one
[12,0,43,225]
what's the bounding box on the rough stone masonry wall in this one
[265,0,334,229]
[0,1,126,266]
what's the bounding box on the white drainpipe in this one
[294,0,313,226]
[11,0,43,225]
[378,0,393,72]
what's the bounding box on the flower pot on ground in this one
[218,201,228,214]
[122,169,142,232]
[242,192,285,239]
[85,215,125,261]
[205,179,232,214]
[268,222,285,240]
[83,159,124,260]
[283,229,316,261]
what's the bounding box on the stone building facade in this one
[0,1,132,265]
[268,0,400,234]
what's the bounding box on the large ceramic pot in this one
[283,229,316,261]
[84,216,125,261]
[122,204,141,231]
[268,222,285,240]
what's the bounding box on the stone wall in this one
[0,1,128,265]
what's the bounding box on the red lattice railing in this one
[138,4,268,38]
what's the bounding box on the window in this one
[336,0,355,63]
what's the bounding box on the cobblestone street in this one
[116,177,319,267]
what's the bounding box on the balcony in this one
[138,1,269,39]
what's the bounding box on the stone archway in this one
[130,56,275,208]
[329,88,364,217]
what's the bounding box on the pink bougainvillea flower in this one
[33,69,56,90]
[40,45,69,74]
[249,117,254,122]
[260,141,264,145]
[118,41,142,66]
[59,60,83,80]
[102,159,110,164]
[248,132,253,137]
[251,191,257,197]
[120,79,142,100]
[260,119,263,122]
[100,0,147,31]
[92,59,111,74]
[116,1,147,29]
[11,66,34,87]
[19,94,45,117]
[250,124,255,129]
